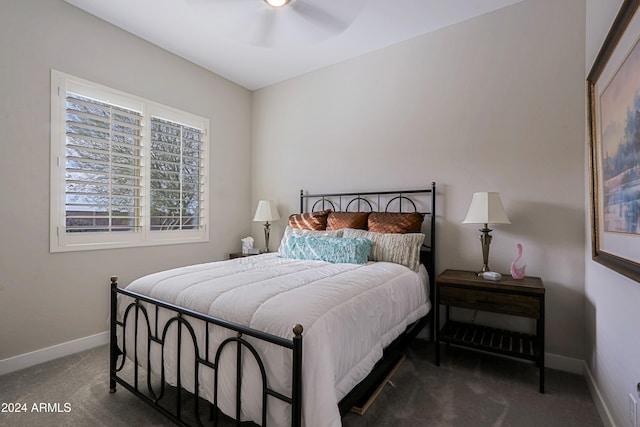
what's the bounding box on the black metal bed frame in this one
[109,183,436,426]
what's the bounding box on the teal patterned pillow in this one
[280,235,372,265]
[278,225,343,253]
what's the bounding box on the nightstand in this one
[435,269,546,393]
[229,252,260,259]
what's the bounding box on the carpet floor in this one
[0,340,602,427]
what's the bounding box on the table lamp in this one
[462,192,510,273]
[253,200,280,253]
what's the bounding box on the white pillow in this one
[278,225,343,253]
[342,228,424,272]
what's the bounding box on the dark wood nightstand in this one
[435,269,546,393]
[229,252,260,259]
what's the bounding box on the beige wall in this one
[0,0,252,360]
[252,0,587,360]
[585,1,640,426]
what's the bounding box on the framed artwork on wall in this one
[587,0,640,282]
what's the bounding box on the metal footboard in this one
[109,276,303,427]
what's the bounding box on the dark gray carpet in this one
[0,341,602,427]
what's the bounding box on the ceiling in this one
[65,0,525,91]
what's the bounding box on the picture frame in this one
[587,0,640,282]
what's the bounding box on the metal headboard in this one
[302,188,431,215]
[299,182,436,277]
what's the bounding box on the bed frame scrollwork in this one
[109,277,303,426]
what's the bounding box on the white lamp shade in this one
[462,192,510,225]
[253,200,280,222]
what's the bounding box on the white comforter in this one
[118,253,430,427]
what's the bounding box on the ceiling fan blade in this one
[250,7,278,46]
[290,1,348,34]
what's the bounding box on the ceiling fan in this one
[263,0,290,7]
[190,0,367,47]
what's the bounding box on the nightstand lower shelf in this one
[440,321,540,362]
[435,269,546,393]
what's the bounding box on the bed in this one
[109,184,436,427]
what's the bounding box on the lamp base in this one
[477,224,493,275]
[263,221,271,253]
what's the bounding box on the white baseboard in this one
[545,352,584,374]
[583,362,617,427]
[0,331,109,376]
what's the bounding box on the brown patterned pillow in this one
[288,209,331,230]
[326,212,369,230]
[368,212,424,234]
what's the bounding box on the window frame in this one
[50,70,210,253]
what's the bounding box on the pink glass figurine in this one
[511,243,526,279]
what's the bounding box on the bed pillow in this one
[278,226,343,254]
[342,228,425,271]
[367,212,424,233]
[280,235,372,265]
[326,212,370,230]
[288,209,331,230]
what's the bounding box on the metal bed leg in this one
[292,324,303,427]
[109,276,119,394]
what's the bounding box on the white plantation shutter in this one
[150,117,205,231]
[64,93,143,233]
[50,70,209,252]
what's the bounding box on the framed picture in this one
[588,0,640,281]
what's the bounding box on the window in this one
[50,70,209,252]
